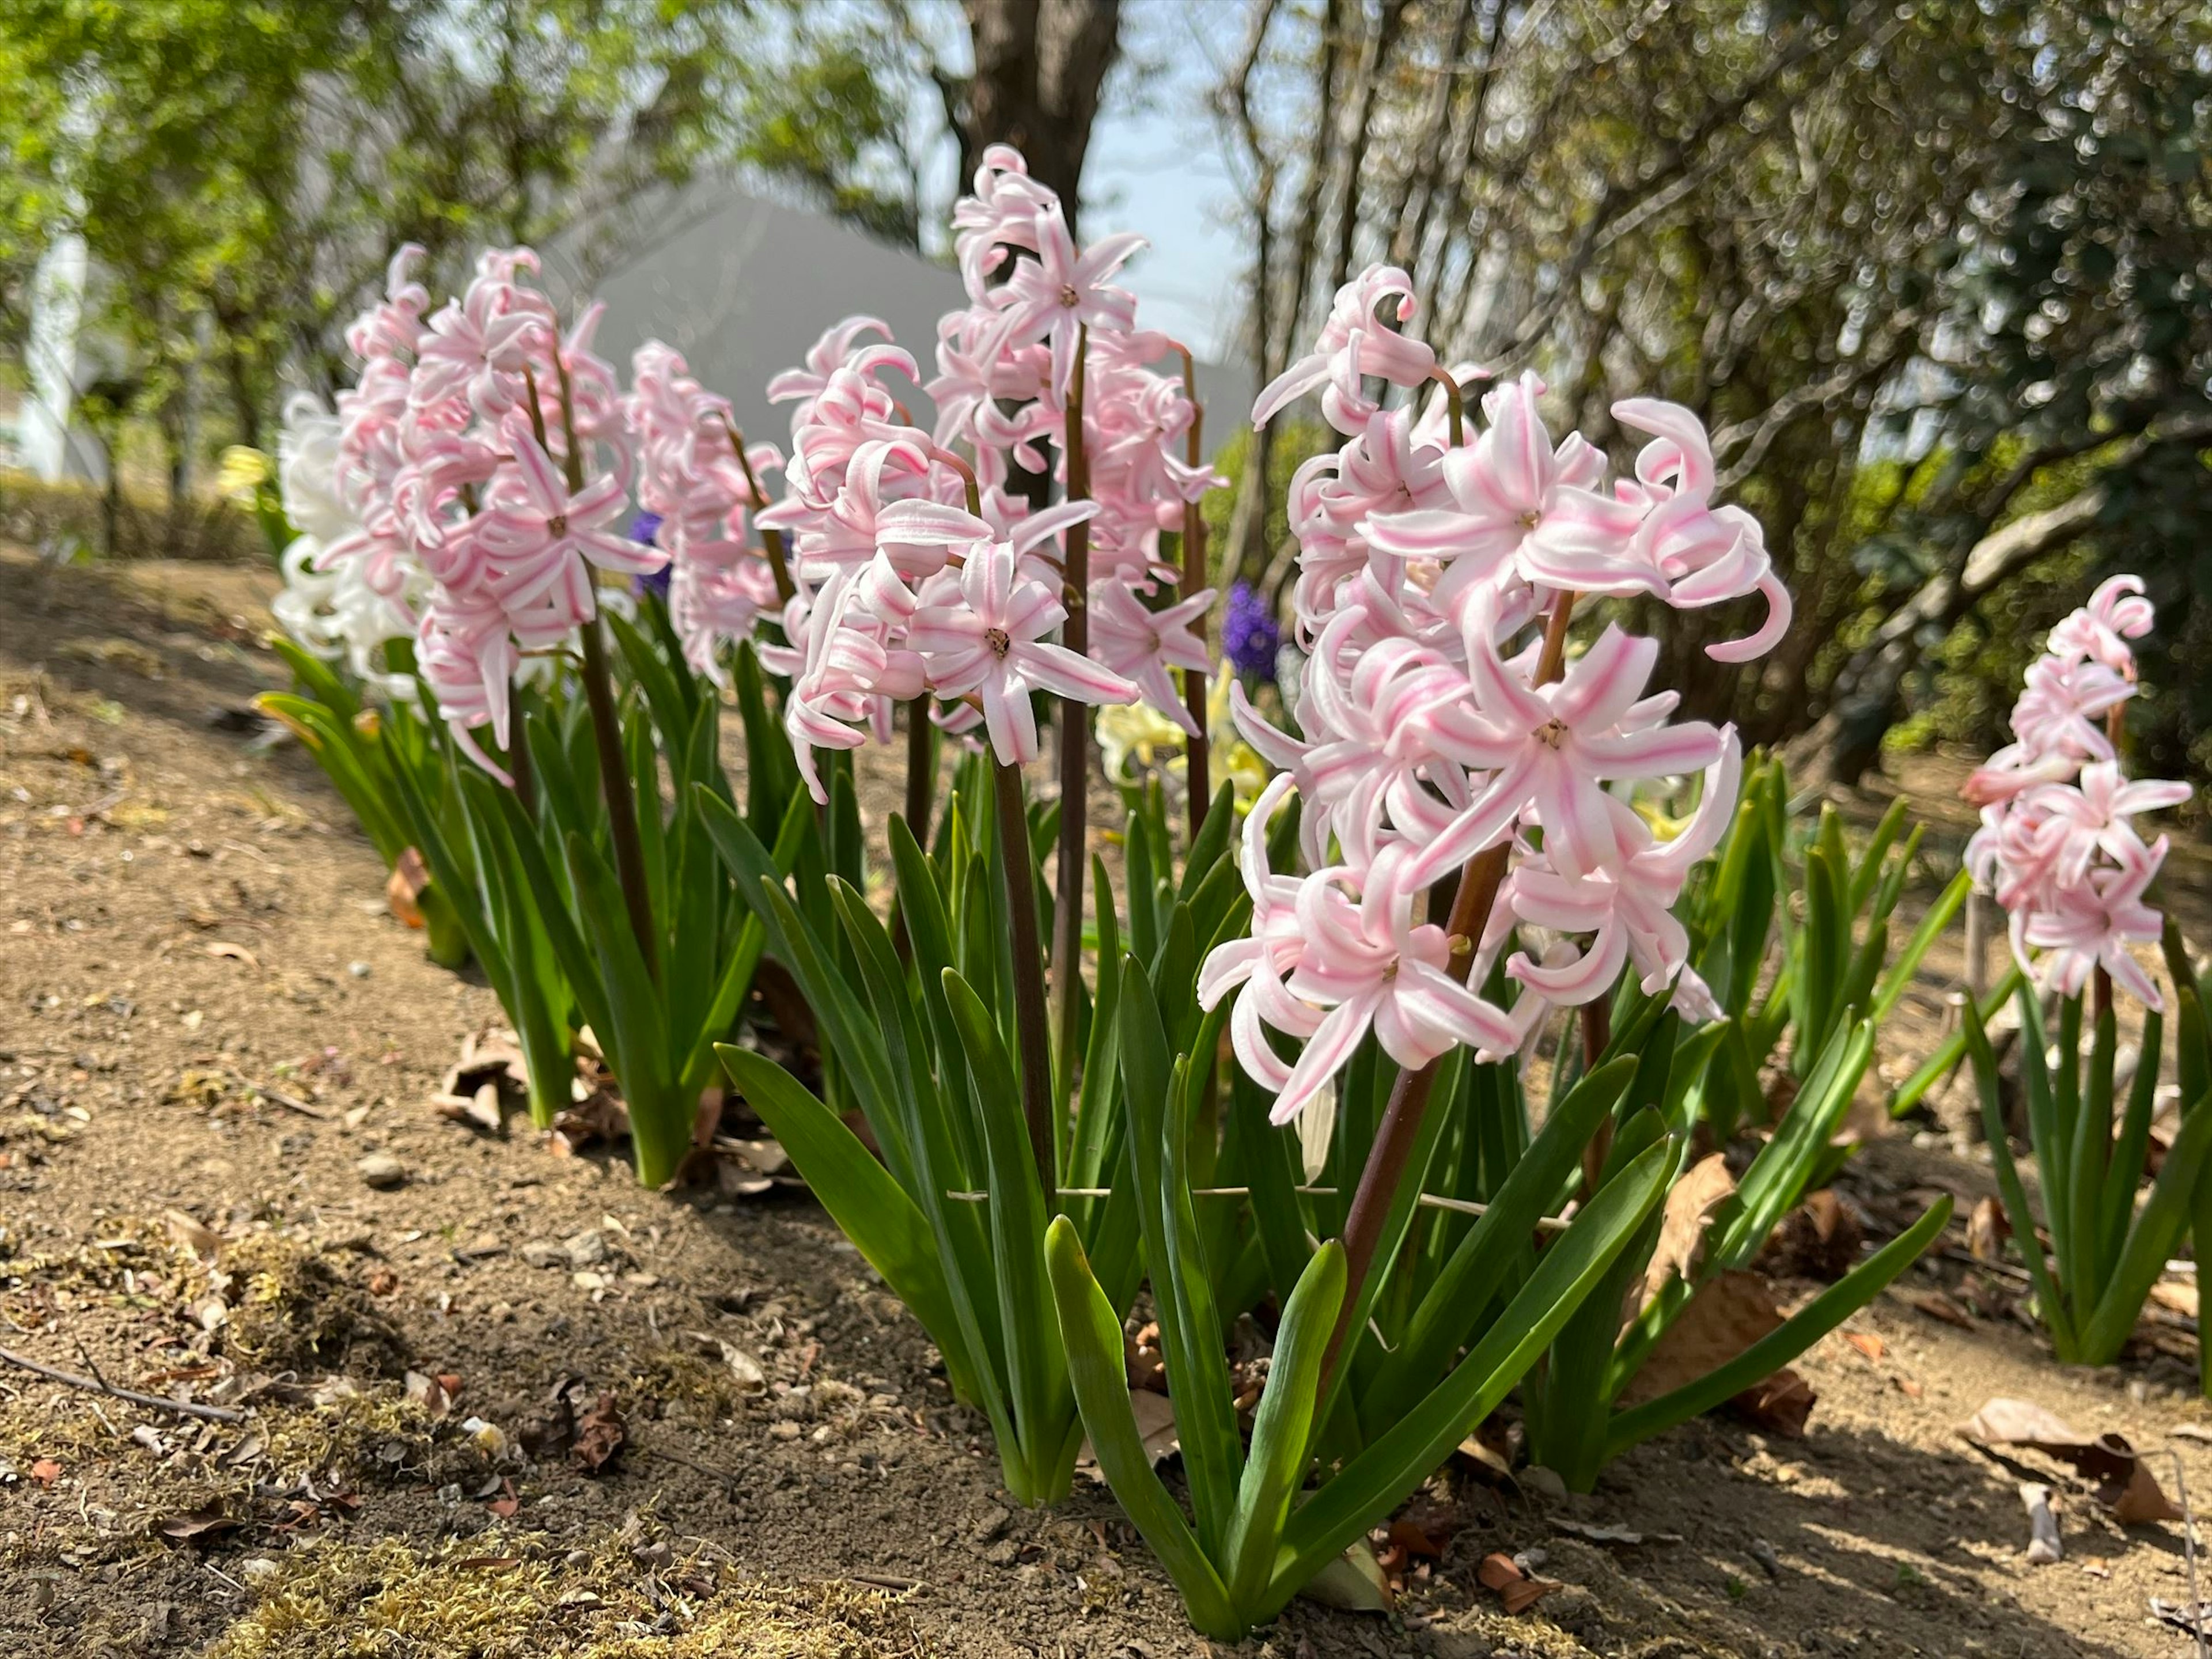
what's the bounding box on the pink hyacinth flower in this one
[1252,265,1440,433]
[1361,372,1644,621]
[906,512,1139,766]
[1404,613,1726,888]
[1262,846,1521,1126]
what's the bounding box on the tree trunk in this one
[959,0,1124,233]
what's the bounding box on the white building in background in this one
[16,231,90,481]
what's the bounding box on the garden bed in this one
[1,546,2206,1659]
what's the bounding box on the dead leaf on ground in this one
[386,849,432,930]
[158,1505,240,1544]
[204,942,259,968]
[1637,1153,1734,1313]
[1906,1289,1975,1328]
[1843,1331,1885,1362]
[1963,1397,2185,1524]
[1736,1369,1818,1436]
[1621,1268,1820,1434]
[1759,1190,1863,1282]
[404,1370,460,1418]
[28,1458,60,1487]
[1477,1551,1560,1615]
[1387,1518,1445,1559]
[433,1033,529,1132]
[1080,1389,1177,1480]
[1966,1195,2010,1263]
[2150,1280,2199,1320]
[570,1391,626,1473]
[163,1208,222,1259]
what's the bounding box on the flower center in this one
[1518,509,1541,529]
[1380,957,1400,982]
[986,627,1013,657]
[548,514,569,536]
[1536,717,1569,749]
[1059,284,1081,309]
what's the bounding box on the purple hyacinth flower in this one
[628,512,671,599]
[1222,581,1280,683]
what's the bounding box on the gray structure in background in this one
[5,182,1249,485]
[545,185,1249,456]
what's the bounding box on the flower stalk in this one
[993,752,1059,1206]
[536,358,660,982]
[1177,346,1211,839]
[1052,326,1093,1102]
[1321,586,1579,1379]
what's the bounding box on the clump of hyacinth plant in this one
[706,146,1231,1506]
[281,244,802,1185]
[1045,263,1948,1637]
[1961,577,2210,1376]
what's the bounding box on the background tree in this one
[1211,0,2212,780]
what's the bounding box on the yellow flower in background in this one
[1100,671,1278,817]
[218,445,273,506]
[1099,700,1185,783]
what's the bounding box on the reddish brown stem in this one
[1321,588,1579,1382]
[992,755,1058,1206]
[534,359,659,983]
[1178,347,1211,842]
[1051,327,1092,1108]
[720,415,794,604]
[1578,996,1613,1196]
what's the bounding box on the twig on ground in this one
[228,1069,335,1120]
[0,1344,248,1423]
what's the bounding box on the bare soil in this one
[2,546,2209,1659]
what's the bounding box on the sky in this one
[1077,6,1252,361]
[894,1,1257,363]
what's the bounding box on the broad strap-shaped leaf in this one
[1711,1017,1872,1268]
[1043,1217,1241,1640]
[1363,1056,1638,1433]
[943,968,1070,1491]
[1224,1242,1345,1615]
[2078,1083,2212,1363]
[2104,1008,2164,1276]
[1119,953,1243,1559]
[718,1045,992,1411]
[1961,994,2074,1354]
[1264,1140,1671,1616]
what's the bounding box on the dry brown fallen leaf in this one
[1906,1289,1975,1328]
[1843,1331,1885,1362]
[158,1504,240,1544]
[1621,1268,1820,1435]
[570,1391,626,1474]
[1637,1152,1736,1313]
[2150,1280,2199,1320]
[1966,1195,2010,1263]
[385,848,433,930]
[1760,1190,1864,1282]
[1387,1517,1445,1560]
[1963,1397,2184,1524]
[204,941,259,968]
[1477,1552,1560,1615]
[28,1458,60,1487]
[163,1208,222,1259]
[1079,1389,1178,1481]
